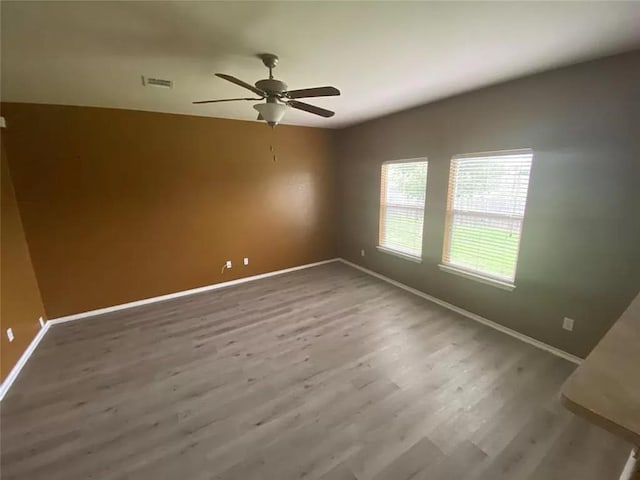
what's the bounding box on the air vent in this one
[141,76,173,89]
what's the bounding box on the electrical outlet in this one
[562,317,575,331]
[6,328,14,342]
[243,257,249,266]
[226,260,232,269]
[39,317,45,328]
[361,249,365,257]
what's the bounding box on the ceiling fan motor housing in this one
[255,78,288,95]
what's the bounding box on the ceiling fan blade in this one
[193,97,262,104]
[285,86,340,99]
[215,73,265,96]
[287,100,334,118]
[257,113,264,121]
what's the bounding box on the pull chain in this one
[269,125,277,162]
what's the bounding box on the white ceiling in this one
[2,1,640,128]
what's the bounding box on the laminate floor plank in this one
[0,263,631,480]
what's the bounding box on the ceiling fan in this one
[193,53,340,127]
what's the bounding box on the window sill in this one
[376,246,422,264]
[438,264,516,291]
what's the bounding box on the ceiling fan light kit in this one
[193,53,340,127]
[253,101,287,127]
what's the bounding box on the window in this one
[441,150,533,288]
[378,159,428,260]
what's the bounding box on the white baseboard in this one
[49,258,340,326]
[0,258,339,401]
[338,258,582,365]
[0,322,50,402]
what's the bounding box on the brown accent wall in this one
[2,104,336,319]
[1,136,46,382]
[336,51,640,358]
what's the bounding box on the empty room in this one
[1,1,639,479]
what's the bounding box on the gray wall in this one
[336,51,640,358]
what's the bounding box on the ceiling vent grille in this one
[142,76,173,89]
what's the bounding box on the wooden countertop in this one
[562,292,640,445]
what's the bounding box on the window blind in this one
[379,160,428,258]
[442,150,533,283]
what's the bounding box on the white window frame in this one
[377,158,428,262]
[439,149,533,290]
